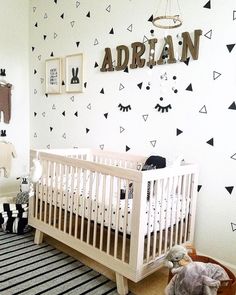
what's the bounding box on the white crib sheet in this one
[37,174,188,235]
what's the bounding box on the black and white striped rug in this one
[0,232,123,295]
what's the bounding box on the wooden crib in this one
[29,148,199,295]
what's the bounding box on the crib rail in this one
[29,149,198,282]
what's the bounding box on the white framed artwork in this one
[45,58,62,94]
[65,54,83,93]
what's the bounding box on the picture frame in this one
[45,58,62,94]
[65,53,83,93]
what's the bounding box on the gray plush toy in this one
[164,245,193,274]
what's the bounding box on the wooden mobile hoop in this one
[152,0,183,29]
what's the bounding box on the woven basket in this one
[168,247,236,295]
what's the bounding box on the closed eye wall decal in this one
[118,103,132,112]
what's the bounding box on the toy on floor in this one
[164,244,193,274]
[164,245,230,295]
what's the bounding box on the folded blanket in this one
[165,261,229,295]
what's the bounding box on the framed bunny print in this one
[65,54,84,93]
[45,58,62,94]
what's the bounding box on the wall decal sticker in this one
[54,0,57,4]
[106,5,111,12]
[38,55,41,60]
[118,103,131,112]
[142,114,149,121]
[230,153,236,160]
[87,103,91,110]
[43,35,47,40]
[45,93,48,98]
[70,96,74,102]
[204,30,212,39]
[206,137,214,146]
[155,97,172,113]
[34,89,37,94]
[86,11,90,18]
[42,112,46,117]
[86,128,90,133]
[34,112,37,117]
[84,82,87,88]
[40,78,44,84]
[183,57,190,66]
[94,62,99,68]
[62,111,65,116]
[186,83,193,91]
[197,185,202,192]
[126,145,130,152]
[44,13,48,19]
[146,83,151,90]
[94,38,99,45]
[34,133,37,138]
[176,128,183,136]
[35,22,38,27]
[148,15,154,22]
[32,47,35,51]
[226,44,235,53]
[50,127,53,132]
[52,104,56,110]
[228,102,236,110]
[127,24,133,32]
[50,52,54,57]
[104,113,108,119]
[225,186,234,195]
[70,21,75,27]
[60,13,64,19]
[233,11,236,20]
[47,144,51,149]
[231,223,236,232]
[109,28,114,34]
[172,87,178,93]
[33,7,36,13]
[54,33,57,39]
[100,144,104,150]
[100,88,104,94]
[76,1,80,8]
[203,1,211,9]
[213,71,221,80]
[150,140,156,147]
[119,83,125,91]
[124,67,129,73]
[62,133,66,139]
[137,82,143,89]
[76,41,80,47]
[74,111,78,117]
[34,69,37,74]
[199,105,207,114]
[120,126,125,133]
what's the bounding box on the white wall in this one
[29,0,236,267]
[0,0,29,197]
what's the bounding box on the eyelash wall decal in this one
[118,103,132,112]
[155,103,172,113]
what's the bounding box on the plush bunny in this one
[164,245,192,274]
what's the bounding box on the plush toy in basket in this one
[164,245,236,295]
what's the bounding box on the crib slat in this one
[53,163,59,228]
[86,170,94,244]
[106,176,114,255]
[174,175,182,245]
[152,179,158,260]
[114,178,121,259]
[80,169,87,241]
[68,166,75,236]
[179,174,186,244]
[121,179,129,262]
[48,161,54,225]
[184,174,191,242]
[99,174,106,251]
[92,172,100,247]
[158,178,165,257]
[74,167,81,239]
[58,163,64,231]
[146,180,154,263]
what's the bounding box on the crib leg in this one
[34,229,44,244]
[115,273,128,295]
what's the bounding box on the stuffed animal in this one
[30,158,42,183]
[164,245,192,274]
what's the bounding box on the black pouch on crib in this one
[0,203,30,234]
